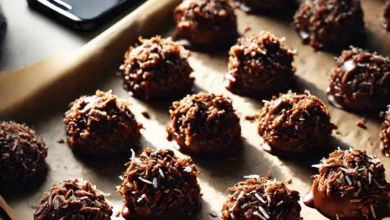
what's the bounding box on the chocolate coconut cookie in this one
[0,121,47,182]
[221,175,302,220]
[64,90,141,156]
[382,1,390,31]
[258,92,335,154]
[234,0,294,13]
[174,0,238,49]
[117,147,202,219]
[304,149,390,219]
[33,179,113,220]
[166,93,241,155]
[293,0,365,51]
[225,32,296,96]
[327,48,390,113]
[381,106,390,157]
[120,36,194,100]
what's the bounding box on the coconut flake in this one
[138,177,153,185]
[244,175,260,179]
[373,179,385,189]
[184,166,192,172]
[311,164,322,168]
[345,175,352,185]
[130,149,135,161]
[276,201,284,206]
[159,168,165,178]
[119,175,124,181]
[253,211,266,220]
[255,193,266,204]
[370,205,377,219]
[153,178,158,188]
[258,206,270,219]
[369,172,372,185]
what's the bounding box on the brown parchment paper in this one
[1,0,390,219]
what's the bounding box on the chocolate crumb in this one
[141,111,150,119]
[57,139,65,144]
[209,212,218,218]
[285,178,292,184]
[356,118,367,129]
[244,115,257,121]
[244,26,251,33]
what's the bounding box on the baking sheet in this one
[2,0,390,219]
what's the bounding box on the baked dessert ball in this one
[258,92,335,154]
[33,179,112,220]
[234,0,294,13]
[382,1,390,31]
[292,0,365,51]
[117,147,201,219]
[120,36,194,100]
[0,121,47,182]
[225,32,296,96]
[64,90,141,156]
[174,0,238,49]
[221,175,302,220]
[381,106,390,157]
[304,149,390,219]
[166,93,241,155]
[327,48,390,113]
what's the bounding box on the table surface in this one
[0,0,142,72]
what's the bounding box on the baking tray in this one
[1,0,390,219]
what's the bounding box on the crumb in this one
[57,139,65,144]
[267,173,273,179]
[209,212,218,218]
[115,210,121,217]
[141,111,150,119]
[244,115,256,121]
[335,130,341,135]
[356,118,367,129]
[244,26,252,33]
[285,178,293,184]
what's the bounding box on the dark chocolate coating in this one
[64,90,141,156]
[381,106,390,157]
[0,122,47,182]
[234,0,294,13]
[382,1,390,31]
[117,148,201,219]
[221,176,302,220]
[174,0,238,49]
[304,149,390,219]
[33,179,113,220]
[120,36,194,100]
[166,93,241,155]
[257,92,335,153]
[292,0,365,51]
[225,32,296,96]
[327,48,390,114]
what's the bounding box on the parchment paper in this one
[1,0,390,219]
